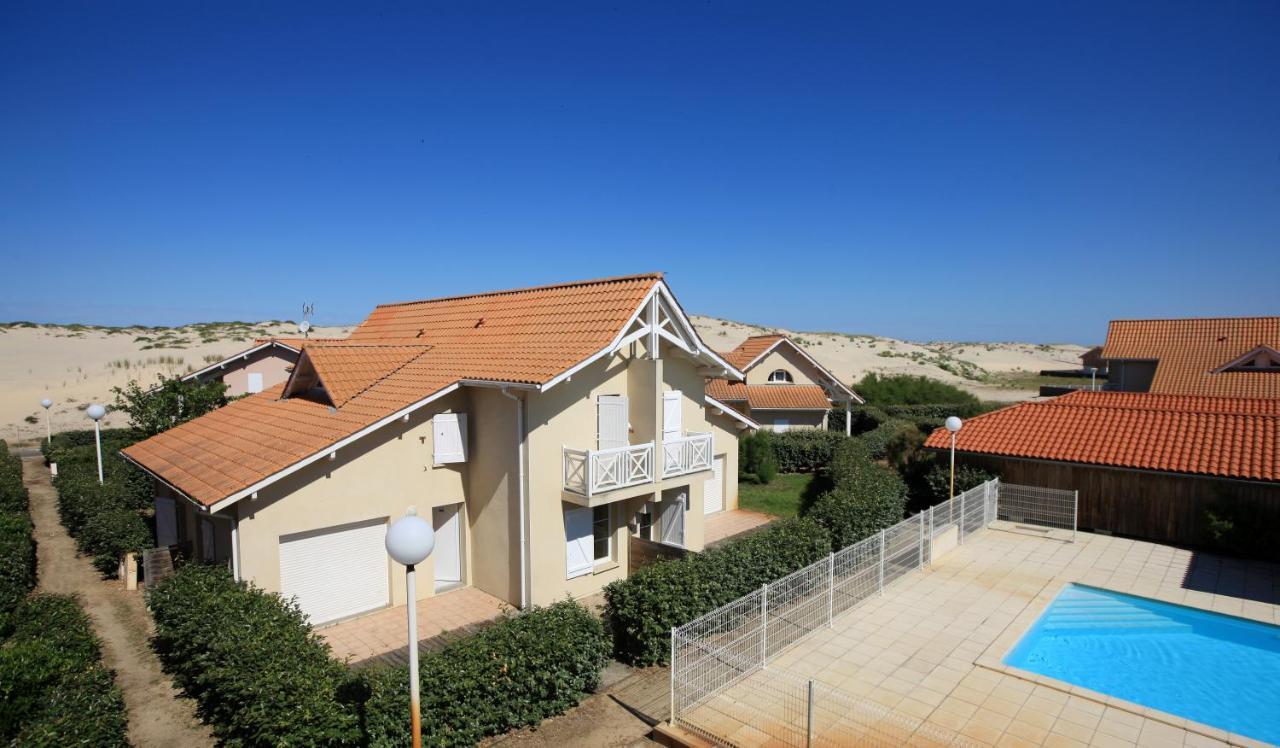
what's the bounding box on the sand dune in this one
[0,317,1090,441]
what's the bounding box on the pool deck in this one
[682,524,1279,747]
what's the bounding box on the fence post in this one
[827,552,835,627]
[927,506,934,567]
[670,626,677,722]
[1072,490,1079,543]
[878,529,886,594]
[807,679,815,748]
[959,488,967,544]
[917,513,924,569]
[760,584,768,668]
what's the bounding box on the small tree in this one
[111,374,229,438]
[738,430,778,484]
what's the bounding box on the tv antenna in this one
[299,303,315,338]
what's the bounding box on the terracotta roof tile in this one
[721,335,786,370]
[124,274,664,506]
[923,390,1280,482]
[706,379,747,401]
[703,380,832,410]
[1101,317,1280,399]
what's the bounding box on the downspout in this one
[500,387,529,609]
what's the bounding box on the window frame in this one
[767,369,794,383]
[592,505,612,563]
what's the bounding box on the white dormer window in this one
[768,369,794,383]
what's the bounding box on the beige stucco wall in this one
[744,346,825,386]
[752,408,827,431]
[230,388,470,608]
[205,347,297,397]
[465,388,520,605]
[706,409,746,512]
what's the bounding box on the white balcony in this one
[563,442,655,498]
[661,431,713,478]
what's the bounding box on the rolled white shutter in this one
[433,413,468,464]
[597,396,628,450]
[565,507,593,578]
[663,391,682,441]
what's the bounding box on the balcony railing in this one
[563,442,654,498]
[661,431,713,478]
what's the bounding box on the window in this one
[592,505,611,562]
[246,372,264,394]
[634,504,654,540]
[768,369,794,383]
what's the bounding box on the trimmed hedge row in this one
[805,439,908,550]
[768,430,847,473]
[604,518,832,666]
[0,441,34,619]
[148,564,610,747]
[0,440,26,513]
[0,594,130,746]
[45,429,153,577]
[858,419,924,464]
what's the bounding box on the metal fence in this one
[671,478,1075,746]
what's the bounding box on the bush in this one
[923,463,997,503]
[878,402,996,433]
[361,600,610,747]
[1203,504,1280,562]
[111,374,229,438]
[147,564,359,746]
[804,440,908,550]
[0,440,27,514]
[739,430,778,484]
[859,419,924,466]
[605,517,831,665]
[0,594,129,746]
[769,430,848,472]
[854,373,979,406]
[0,442,34,619]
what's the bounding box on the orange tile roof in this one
[124,274,664,506]
[923,390,1280,483]
[721,335,786,370]
[703,380,832,410]
[1101,317,1280,399]
[706,378,747,401]
[252,337,345,349]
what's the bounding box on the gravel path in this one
[23,456,214,747]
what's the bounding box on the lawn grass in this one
[738,472,829,518]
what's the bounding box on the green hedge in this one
[148,564,360,746]
[0,594,129,746]
[0,440,27,513]
[604,518,831,666]
[0,442,35,619]
[739,430,778,484]
[804,440,908,549]
[858,419,923,465]
[361,600,610,746]
[149,564,611,747]
[768,430,848,472]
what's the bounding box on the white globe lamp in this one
[945,416,962,500]
[86,404,107,484]
[40,398,53,444]
[386,509,435,748]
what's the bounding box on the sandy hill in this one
[0,317,1090,442]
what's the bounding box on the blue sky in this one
[2,1,1277,343]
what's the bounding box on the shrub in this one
[854,373,979,406]
[0,440,27,513]
[1203,504,1280,562]
[859,419,923,466]
[147,564,359,746]
[0,512,36,618]
[739,430,778,484]
[879,402,997,433]
[361,600,610,747]
[0,594,129,746]
[769,430,847,472]
[804,440,908,550]
[923,463,997,503]
[841,405,890,435]
[111,374,229,438]
[605,517,831,665]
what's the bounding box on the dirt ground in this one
[22,454,214,747]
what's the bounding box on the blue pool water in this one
[1004,584,1280,744]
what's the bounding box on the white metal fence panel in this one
[997,482,1077,540]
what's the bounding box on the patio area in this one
[678,525,1280,747]
[704,508,775,545]
[319,586,510,667]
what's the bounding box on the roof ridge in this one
[373,273,664,310]
[1109,316,1280,324]
[1042,391,1280,418]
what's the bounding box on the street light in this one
[386,508,435,748]
[86,404,106,485]
[945,416,963,499]
[1086,366,1097,391]
[40,398,53,443]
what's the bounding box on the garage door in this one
[704,456,725,514]
[280,518,389,625]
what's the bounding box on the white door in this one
[663,391,682,441]
[597,395,628,450]
[703,456,725,514]
[660,489,686,547]
[432,504,461,590]
[155,497,178,547]
[279,518,389,625]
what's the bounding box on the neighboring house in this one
[182,337,342,396]
[1078,345,1106,375]
[924,390,1280,549]
[123,274,751,625]
[1101,317,1280,398]
[705,334,862,433]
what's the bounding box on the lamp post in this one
[945,416,963,499]
[86,404,106,484]
[40,398,53,443]
[1087,366,1097,391]
[385,509,434,748]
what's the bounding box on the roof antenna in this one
[299,302,315,339]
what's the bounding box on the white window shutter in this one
[246,372,264,394]
[565,507,593,578]
[663,391,682,441]
[597,395,628,450]
[433,413,468,464]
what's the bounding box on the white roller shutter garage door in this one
[280,518,389,625]
[704,456,725,514]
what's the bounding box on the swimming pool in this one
[1004,584,1280,744]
